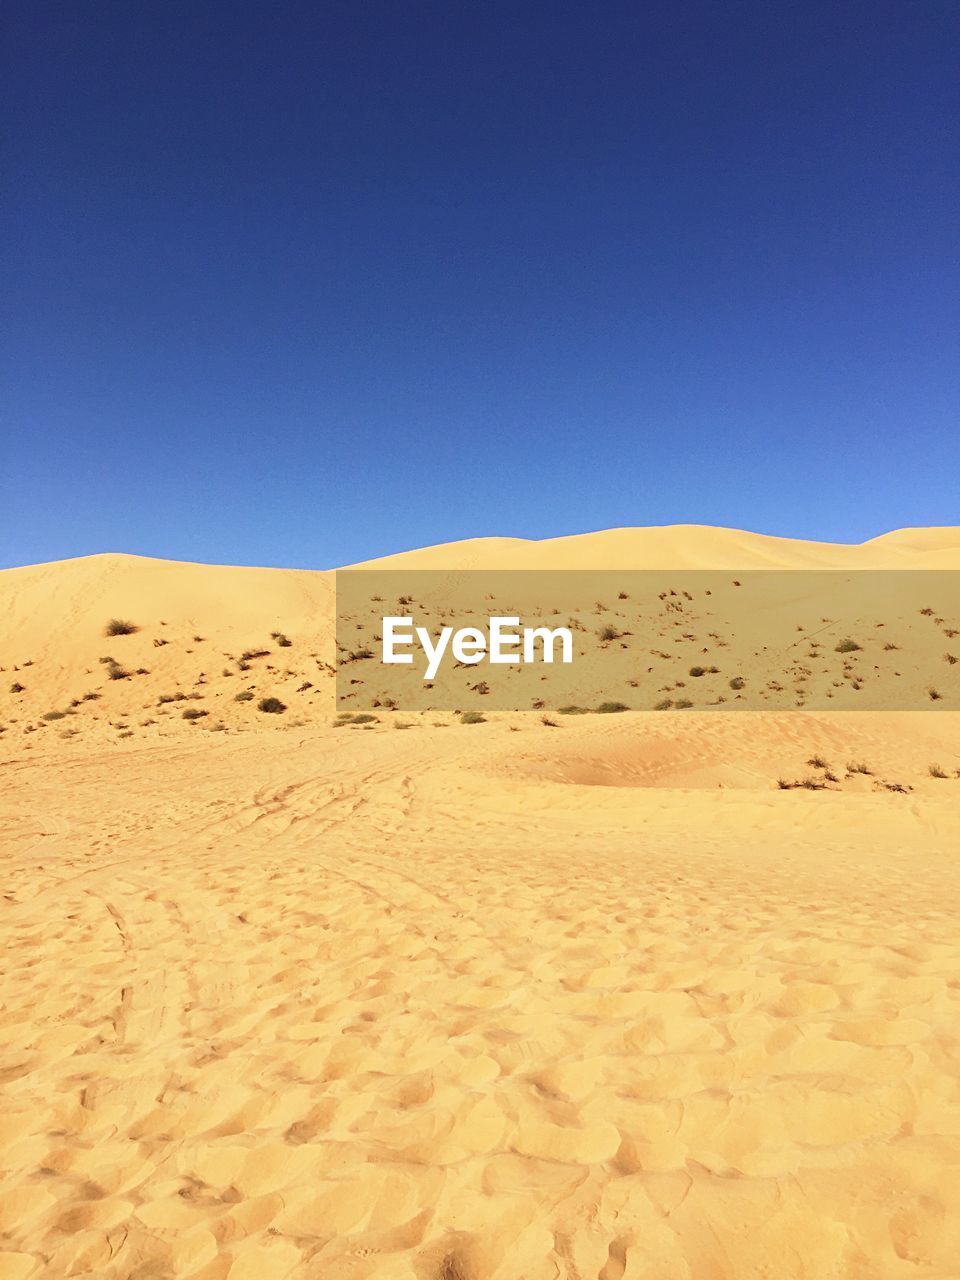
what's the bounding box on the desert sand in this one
[2,525,960,1279]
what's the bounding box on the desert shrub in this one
[674,698,694,708]
[182,708,208,720]
[946,653,958,665]
[271,632,292,647]
[689,666,706,677]
[9,682,25,694]
[599,625,621,642]
[929,687,943,701]
[558,705,588,715]
[43,710,66,721]
[847,760,872,775]
[835,639,861,653]
[807,755,830,769]
[729,676,745,690]
[107,663,131,680]
[351,713,377,724]
[105,619,138,636]
[928,763,949,778]
[234,691,255,702]
[157,692,186,704]
[460,711,486,724]
[257,697,286,714]
[595,701,628,713]
[241,649,270,662]
[654,698,673,710]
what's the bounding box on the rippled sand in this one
[3,709,960,1279]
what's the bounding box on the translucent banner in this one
[335,570,960,712]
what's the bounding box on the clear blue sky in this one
[3,1,957,569]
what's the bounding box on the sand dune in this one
[2,526,960,1278]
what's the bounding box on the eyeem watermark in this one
[336,569,960,711]
[383,615,573,680]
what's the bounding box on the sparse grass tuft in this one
[806,755,830,769]
[271,632,293,647]
[105,619,138,636]
[847,760,872,775]
[928,763,949,779]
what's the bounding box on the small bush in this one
[9,682,25,694]
[595,701,628,713]
[689,666,706,677]
[271,632,292,647]
[558,705,588,715]
[928,763,949,779]
[847,760,872,775]
[107,663,131,680]
[257,697,286,714]
[241,649,270,662]
[599,625,621,642]
[351,713,377,724]
[929,687,943,701]
[674,698,694,709]
[182,708,208,720]
[460,711,486,724]
[835,639,861,653]
[158,692,186,704]
[105,619,138,636]
[42,710,67,721]
[654,698,673,710]
[729,677,745,690]
[806,755,830,769]
[234,691,255,702]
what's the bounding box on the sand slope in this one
[3,525,959,751]
[2,526,960,1279]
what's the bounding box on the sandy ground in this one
[2,526,960,1279]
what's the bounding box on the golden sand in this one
[2,526,959,1278]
